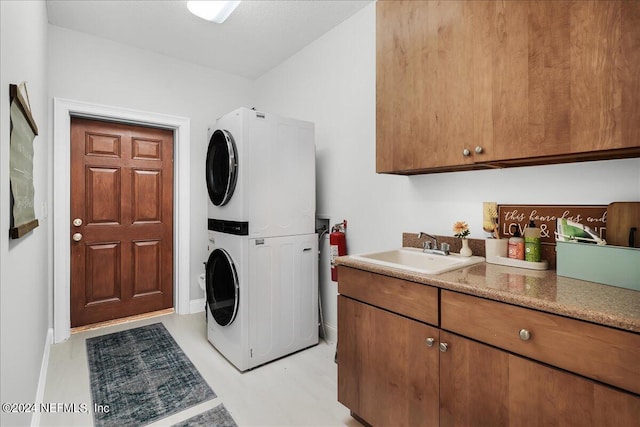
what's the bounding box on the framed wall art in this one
[9,83,39,239]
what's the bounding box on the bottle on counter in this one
[508,225,525,260]
[524,220,542,262]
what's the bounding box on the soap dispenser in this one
[508,225,525,260]
[524,220,542,262]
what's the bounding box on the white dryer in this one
[206,107,316,238]
[206,230,319,371]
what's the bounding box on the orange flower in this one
[453,221,470,239]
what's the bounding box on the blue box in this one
[556,241,640,291]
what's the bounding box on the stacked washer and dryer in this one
[205,107,318,372]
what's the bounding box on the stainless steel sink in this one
[349,247,485,275]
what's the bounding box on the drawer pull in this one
[519,329,531,341]
[425,337,435,347]
[439,342,448,353]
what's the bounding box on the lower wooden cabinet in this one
[337,295,440,426]
[439,331,640,427]
[441,290,640,395]
[438,330,509,426]
[337,267,640,426]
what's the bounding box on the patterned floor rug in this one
[86,323,216,427]
[171,404,238,427]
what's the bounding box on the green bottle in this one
[524,220,542,262]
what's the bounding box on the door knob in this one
[72,233,83,242]
[73,218,83,227]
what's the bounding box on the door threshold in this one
[71,308,175,334]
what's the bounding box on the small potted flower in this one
[453,221,472,256]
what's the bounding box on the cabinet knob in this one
[72,233,83,242]
[462,148,471,157]
[439,342,448,353]
[475,146,484,154]
[425,337,435,347]
[519,329,531,341]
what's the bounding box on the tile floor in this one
[40,312,360,426]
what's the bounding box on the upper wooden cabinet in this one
[376,0,640,174]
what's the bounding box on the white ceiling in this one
[46,0,373,80]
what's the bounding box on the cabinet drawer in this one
[338,266,438,325]
[441,290,640,395]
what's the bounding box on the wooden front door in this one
[70,118,174,327]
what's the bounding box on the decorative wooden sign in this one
[497,205,607,245]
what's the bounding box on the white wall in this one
[47,25,254,303]
[0,1,52,426]
[254,3,640,340]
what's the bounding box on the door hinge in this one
[250,348,253,358]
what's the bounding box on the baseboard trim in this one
[31,328,53,427]
[190,298,205,314]
[323,324,337,344]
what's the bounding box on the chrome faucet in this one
[417,232,450,256]
[418,232,438,248]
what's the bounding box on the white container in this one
[486,238,548,270]
[485,238,508,264]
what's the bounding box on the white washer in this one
[206,107,316,238]
[206,230,318,371]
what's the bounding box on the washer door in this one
[206,248,239,326]
[206,129,238,206]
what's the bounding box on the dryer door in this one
[206,248,239,326]
[206,129,238,206]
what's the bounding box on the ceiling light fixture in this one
[187,0,240,23]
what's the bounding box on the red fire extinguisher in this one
[330,220,347,282]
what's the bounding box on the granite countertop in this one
[335,255,640,333]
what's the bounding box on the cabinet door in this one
[490,0,640,162]
[376,0,483,172]
[439,331,510,426]
[481,0,548,162]
[439,331,640,427]
[338,296,439,427]
[376,0,541,171]
[568,0,640,155]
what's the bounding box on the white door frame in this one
[53,98,190,343]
